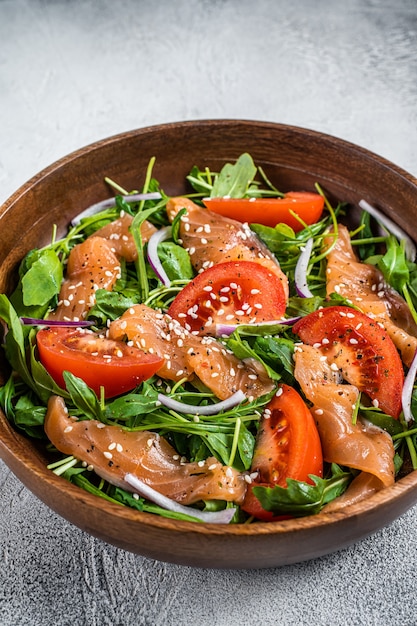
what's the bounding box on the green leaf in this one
[29,341,68,403]
[251,223,297,253]
[21,249,63,306]
[359,408,403,437]
[254,337,295,383]
[377,235,409,292]
[0,294,35,390]
[252,466,352,517]
[14,396,47,439]
[158,241,194,282]
[88,289,139,324]
[210,153,257,198]
[63,371,103,421]
[105,391,159,425]
[226,333,281,381]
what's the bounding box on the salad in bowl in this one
[1,150,417,528]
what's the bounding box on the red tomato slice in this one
[292,305,404,418]
[167,260,287,333]
[242,384,323,521]
[37,327,164,398]
[203,192,324,231]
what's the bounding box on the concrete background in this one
[1,1,417,624]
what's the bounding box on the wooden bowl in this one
[1,119,417,569]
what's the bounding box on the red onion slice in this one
[147,226,172,287]
[402,349,417,423]
[20,317,93,327]
[124,473,236,524]
[294,238,314,298]
[359,199,416,262]
[157,389,246,415]
[71,192,162,226]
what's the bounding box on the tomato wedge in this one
[37,327,164,398]
[203,192,324,231]
[167,260,287,333]
[292,305,404,418]
[242,384,323,521]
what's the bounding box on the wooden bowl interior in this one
[1,120,417,568]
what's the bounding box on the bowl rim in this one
[1,118,417,544]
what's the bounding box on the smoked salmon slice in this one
[166,197,289,299]
[48,237,121,322]
[92,213,157,262]
[108,304,275,400]
[324,224,417,367]
[49,216,157,321]
[44,395,246,505]
[294,344,395,488]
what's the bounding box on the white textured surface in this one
[1,0,417,624]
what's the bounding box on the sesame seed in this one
[315,408,324,415]
[63,426,73,433]
[103,451,113,460]
[208,463,218,471]
[108,442,117,450]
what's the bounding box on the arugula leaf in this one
[202,422,255,471]
[377,235,409,292]
[28,331,69,404]
[250,223,297,253]
[14,395,46,439]
[227,332,281,381]
[253,337,295,384]
[252,465,352,517]
[158,241,194,282]
[21,248,63,307]
[0,295,35,391]
[88,290,139,324]
[210,153,257,198]
[359,408,403,437]
[105,391,159,426]
[63,371,103,421]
